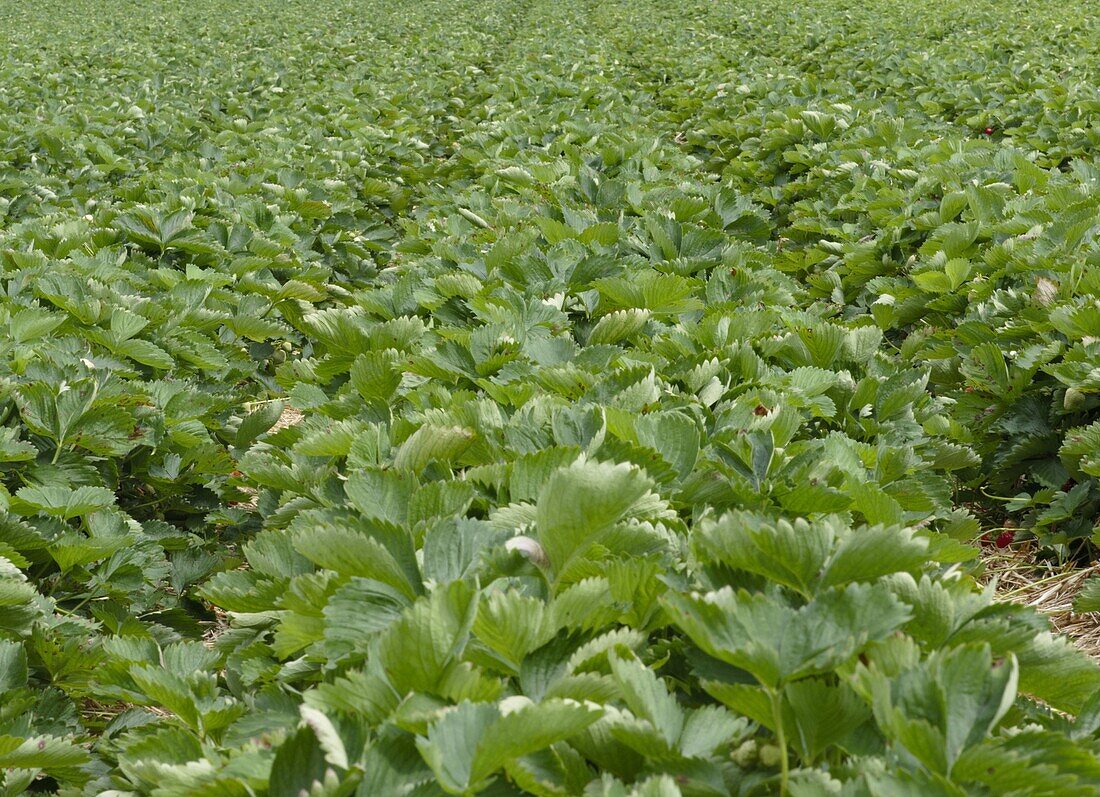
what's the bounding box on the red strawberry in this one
[984,127,994,135]
[995,531,1014,548]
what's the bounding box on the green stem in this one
[51,376,104,465]
[979,487,1020,503]
[771,690,790,797]
[58,591,99,615]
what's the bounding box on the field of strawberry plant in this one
[4,0,1100,793]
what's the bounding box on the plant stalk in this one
[771,689,790,797]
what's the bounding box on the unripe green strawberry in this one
[1064,387,1086,411]
[758,743,784,768]
[730,739,758,767]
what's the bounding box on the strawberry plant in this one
[3,0,1100,794]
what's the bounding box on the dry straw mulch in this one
[271,403,304,432]
[980,542,1100,660]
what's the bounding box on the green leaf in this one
[847,482,904,527]
[12,484,116,519]
[269,724,330,797]
[114,338,175,369]
[0,428,38,463]
[394,424,475,471]
[471,699,603,784]
[416,699,603,794]
[588,310,650,346]
[237,400,285,446]
[609,651,683,745]
[797,323,846,368]
[820,524,929,588]
[665,583,911,687]
[0,734,90,771]
[694,512,831,598]
[129,666,202,730]
[634,411,699,481]
[378,580,479,695]
[299,705,349,769]
[351,352,402,402]
[416,701,497,793]
[913,270,953,294]
[293,517,420,600]
[345,468,417,525]
[536,458,653,575]
[422,518,499,583]
[474,590,555,673]
[1074,577,1100,613]
[783,678,870,763]
[963,342,1010,393]
[9,307,65,343]
[0,640,28,693]
[677,705,747,759]
[868,645,1018,775]
[358,730,435,797]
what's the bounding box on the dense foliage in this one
[3,0,1100,793]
